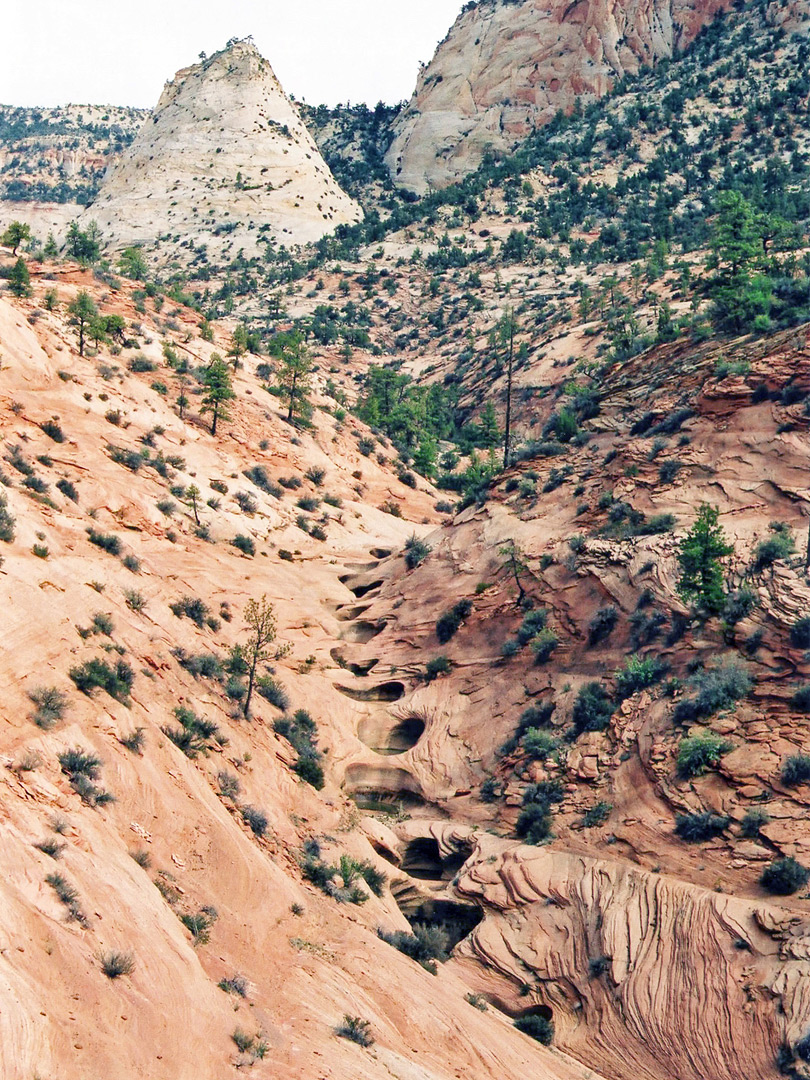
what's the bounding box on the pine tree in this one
[117,246,149,281]
[67,290,98,356]
[201,354,235,435]
[272,332,313,424]
[228,325,249,367]
[480,401,501,449]
[8,257,31,297]
[241,596,278,719]
[677,505,733,612]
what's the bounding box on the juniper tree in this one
[1,221,31,256]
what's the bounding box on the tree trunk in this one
[244,651,258,719]
[503,321,514,470]
[211,403,218,436]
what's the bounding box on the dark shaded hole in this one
[406,899,483,953]
[401,837,472,881]
[369,840,399,865]
[343,763,426,813]
[335,603,370,622]
[349,579,384,599]
[330,649,379,677]
[335,680,405,702]
[340,620,384,643]
[370,547,392,559]
[515,1004,553,1022]
[350,789,426,812]
[358,715,425,754]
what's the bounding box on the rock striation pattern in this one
[82,40,362,254]
[386,0,734,192]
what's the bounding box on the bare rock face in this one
[386,0,734,193]
[82,40,362,253]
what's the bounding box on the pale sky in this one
[3,0,464,109]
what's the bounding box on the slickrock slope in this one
[81,40,362,256]
[0,265,604,1080]
[386,0,735,192]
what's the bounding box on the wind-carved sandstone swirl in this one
[450,841,810,1080]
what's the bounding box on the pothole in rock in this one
[369,547,392,559]
[329,649,379,677]
[357,715,425,755]
[513,1004,554,1023]
[335,603,370,622]
[335,680,405,703]
[340,620,385,644]
[400,897,484,953]
[400,836,472,881]
[343,762,425,812]
[348,579,384,599]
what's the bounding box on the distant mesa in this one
[81,38,362,254]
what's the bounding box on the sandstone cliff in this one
[386,0,734,192]
[82,40,362,255]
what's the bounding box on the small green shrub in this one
[740,808,770,838]
[761,857,810,895]
[436,599,472,643]
[35,838,65,859]
[790,617,810,649]
[521,729,558,760]
[588,605,618,646]
[181,908,218,945]
[56,478,79,502]
[531,628,559,663]
[514,1014,554,1045]
[162,705,222,758]
[614,654,666,700]
[677,732,731,778]
[169,595,209,627]
[257,675,289,710]
[672,660,751,725]
[571,682,614,735]
[124,589,146,612]
[378,923,449,967]
[242,805,269,837]
[28,685,68,729]
[791,686,810,712]
[404,535,431,569]
[675,812,731,842]
[99,951,135,979]
[336,1016,374,1047]
[293,754,325,789]
[582,802,612,827]
[516,608,547,645]
[69,658,134,702]
[219,974,248,997]
[87,528,121,555]
[231,534,255,556]
[425,656,452,681]
[782,755,810,786]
